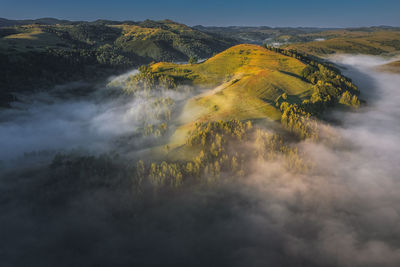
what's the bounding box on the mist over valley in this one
[1,11,400,267]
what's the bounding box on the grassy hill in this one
[285,30,400,56]
[119,43,360,166]
[128,44,359,150]
[151,44,310,124]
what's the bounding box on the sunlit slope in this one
[149,44,313,145]
[286,30,400,56]
[0,25,67,52]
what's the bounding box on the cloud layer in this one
[1,56,400,266]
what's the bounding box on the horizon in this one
[0,16,399,29]
[1,0,399,28]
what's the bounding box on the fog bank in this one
[243,55,400,266]
[1,56,400,266]
[0,70,191,166]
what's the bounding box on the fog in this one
[0,71,191,166]
[1,56,400,266]
[242,55,400,266]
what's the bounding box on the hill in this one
[151,44,309,123]
[0,19,236,106]
[124,44,360,153]
[112,20,235,61]
[0,19,235,59]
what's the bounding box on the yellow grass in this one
[150,44,313,146]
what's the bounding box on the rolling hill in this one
[0,19,235,60]
[112,20,236,61]
[194,25,335,45]
[285,30,400,56]
[194,25,400,50]
[0,19,236,106]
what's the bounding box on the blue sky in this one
[1,0,399,27]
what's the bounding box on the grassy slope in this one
[149,44,313,148]
[377,60,400,73]
[286,30,400,56]
[0,25,67,52]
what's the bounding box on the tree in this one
[339,91,352,106]
[188,56,198,64]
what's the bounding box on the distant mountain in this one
[0,17,72,27]
[193,25,337,44]
[194,25,400,47]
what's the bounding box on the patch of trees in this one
[124,65,177,93]
[132,120,309,194]
[0,44,138,105]
[188,56,198,64]
[264,44,361,139]
[0,27,17,38]
[139,97,173,139]
[66,24,122,45]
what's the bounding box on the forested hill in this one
[0,19,236,106]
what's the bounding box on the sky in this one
[0,0,399,27]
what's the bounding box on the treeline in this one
[0,45,139,106]
[132,120,309,194]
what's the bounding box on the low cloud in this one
[239,55,400,266]
[1,56,400,266]
[0,71,193,166]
